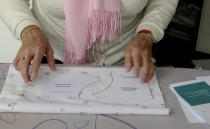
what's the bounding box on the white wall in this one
[0,0,32,63]
[196,0,210,54]
[0,20,21,63]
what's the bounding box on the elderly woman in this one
[0,0,178,83]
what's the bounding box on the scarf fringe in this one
[88,10,121,48]
[64,50,86,64]
[64,9,121,64]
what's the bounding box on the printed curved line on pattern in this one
[32,119,68,129]
[78,79,101,97]
[0,113,16,125]
[92,75,113,96]
[78,73,113,98]
[95,114,137,129]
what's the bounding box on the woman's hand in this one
[125,33,155,83]
[13,25,56,83]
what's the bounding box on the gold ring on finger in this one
[21,56,32,61]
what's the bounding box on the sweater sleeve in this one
[136,0,179,42]
[0,0,41,39]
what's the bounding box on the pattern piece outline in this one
[32,119,69,129]
[31,114,137,129]
[0,113,16,125]
[78,72,114,98]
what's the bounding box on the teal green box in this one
[175,82,210,106]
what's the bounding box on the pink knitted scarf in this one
[63,0,121,64]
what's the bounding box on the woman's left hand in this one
[125,33,155,83]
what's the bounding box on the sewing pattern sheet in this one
[0,65,169,115]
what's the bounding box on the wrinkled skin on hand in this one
[125,33,155,83]
[14,26,155,84]
[13,25,56,83]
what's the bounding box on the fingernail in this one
[126,67,130,72]
[30,74,35,80]
[136,72,139,77]
[141,77,146,83]
[24,80,30,83]
[52,68,56,71]
[145,80,148,83]
[127,68,130,72]
[51,65,57,71]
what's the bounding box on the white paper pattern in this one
[0,65,169,115]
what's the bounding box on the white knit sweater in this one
[0,0,178,65]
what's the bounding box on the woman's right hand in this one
[13,25,56,83]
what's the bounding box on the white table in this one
[0,63,210,129]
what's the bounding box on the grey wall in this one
[196,0,210,54]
